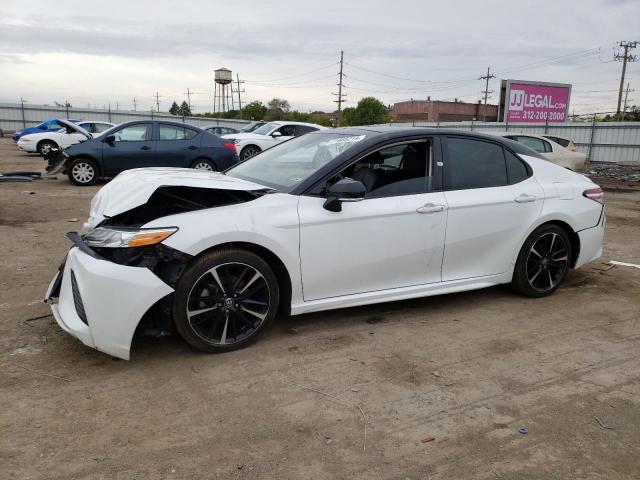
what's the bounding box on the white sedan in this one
[17,121,114,156]
[222,121,327,160]
[45,128,604,360]
[490,132,588,171]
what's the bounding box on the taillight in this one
[223,142,237,154]
[583,187,603,203]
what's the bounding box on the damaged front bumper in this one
[44,148,69,175]
[45,234,174,360]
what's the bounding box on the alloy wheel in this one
[193,161,214,171]
[526,232,569,292]
[186,262,270,346]
[40,143,53,155]
[71,162,95,184]
[242,147,259,160]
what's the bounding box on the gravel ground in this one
[1,138,639,480]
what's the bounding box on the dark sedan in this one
[60,120,239,186]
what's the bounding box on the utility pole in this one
[614,41,638,118]
[132,97,137,111]
[622,83,634,121]
[332,50,346,126]
[115,102,120,111]
[479,67,495,122]
[184,88,192,112]
[20,97,27,128]
[154,92,162,113]
[236,74,245,119]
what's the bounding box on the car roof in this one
[269,121,326,128]
[310,126,546,158]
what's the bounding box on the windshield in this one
[226,132,367,191]
[251,122,280,135]
[242,122,265,133]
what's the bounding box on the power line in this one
[614,41,638,116]
[245,62,338,83]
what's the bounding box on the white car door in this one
[298,139,447,301]
[440,136,543,281]
[261,124,295,149]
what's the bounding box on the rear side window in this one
[505,150,530,184]
[444,137,507,190]
[515,136,551,153]
[295,125,318,136]
[159,125,199,140]
[94,123,112,133]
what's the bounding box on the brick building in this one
[390,98,498,122]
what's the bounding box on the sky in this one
[0,0,638,116]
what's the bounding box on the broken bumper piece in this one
[45,242,174,360]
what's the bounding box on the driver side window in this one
[330,141,434,198]
[114,123,153,142]
[277,125,296,137]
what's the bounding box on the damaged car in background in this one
[45,128,605,360]
[45,120,239,186]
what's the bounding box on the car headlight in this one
[83,227,178,248]
[21,138,31,142]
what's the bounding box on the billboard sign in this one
[504,80,571,123]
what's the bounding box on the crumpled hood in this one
[84,167,267,231]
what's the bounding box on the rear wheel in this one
[512,224,572,297]
[67,158,98,186]
[240,145,261,161]
[191,158,216,171]
[37,140,58,157]
[173,249,279,353]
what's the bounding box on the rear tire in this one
[37,140,58,157]
[173,249,280,353]
[512,224,572,297]
[191,158,216,171]
[67,158,98,186]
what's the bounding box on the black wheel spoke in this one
[526,232,569,293]
[187,261,270,346]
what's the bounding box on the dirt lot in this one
[1,137,639,480]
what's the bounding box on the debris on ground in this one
[594,417,615,430]
[517,427,528,434]
[609,260,640,270]
[587,164,640,183]
[421,437,435,443]
[67,218,78,222]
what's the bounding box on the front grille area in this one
[70,270,89,325]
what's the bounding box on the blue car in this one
[51,120,240,186]
[12,118,80,142]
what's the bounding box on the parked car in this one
[491,132,588,171]
[542,135,577,151]
[203,125,241,136]
[241,121,266,133]
[45,127,604,360]
[17,121,115,156]
[12,118,80,142]
[222,121,327,160]
[51,120,239,186]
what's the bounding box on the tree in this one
[341,107,356,126]
[347,97,389,126]
[265,98,291,121]
[242,101,268,121]
[169,101,180,115]
[178,101,192,117]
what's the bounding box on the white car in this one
[45,128,604,360]
[17,121,115,156]
[490,132,588,171]
[222,121,327,160]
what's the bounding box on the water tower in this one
[214,67,234,113]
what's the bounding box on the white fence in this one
[374,120,640,164]
[0,102,251,132]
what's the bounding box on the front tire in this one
[512,224,572,297]
[67,158,98,186]
[240,145,261,161]
[37,140,58,157]
[173,249,280,353]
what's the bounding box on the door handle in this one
[416,203,446,214]
[514,194,537,203]
[140,145,151,150]
[188,145,198,150]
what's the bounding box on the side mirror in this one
[271,131,282,138]
[323,178,366,212]
[103,134,115,143]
